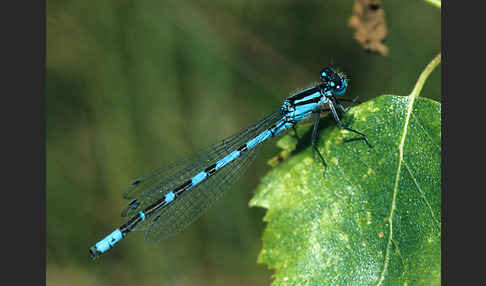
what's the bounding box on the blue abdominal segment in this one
[191,171,207,186]
[216,150,241,170]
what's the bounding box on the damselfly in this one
[89,67,372,260]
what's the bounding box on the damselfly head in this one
[320,66,347,96]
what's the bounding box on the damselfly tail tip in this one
[89,246,101,260]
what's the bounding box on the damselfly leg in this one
[327,99,373,148]
[333,96,360,113]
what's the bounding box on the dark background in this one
[46,1,440,285]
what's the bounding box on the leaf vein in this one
[376,96,414,286]
[411,113,440,151]
[403,160,438,224]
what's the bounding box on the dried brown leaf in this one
[349,0,389,56]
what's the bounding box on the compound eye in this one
[333,81,346,95]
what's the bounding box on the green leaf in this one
[424,0,441,9]
[250,57,441,285]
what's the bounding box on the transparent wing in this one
[122,110,282,202]
[120,110,283,237]
[145,142,260,241]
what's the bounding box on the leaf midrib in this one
[375,95,415,286]
[375,53,440,285]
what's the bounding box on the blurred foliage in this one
[46,0,440,285]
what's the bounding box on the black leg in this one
[337,102,347,114]
[311,110,328,177]
[334,96,360,104]
[333,95,360,113]
[328,100,373,148]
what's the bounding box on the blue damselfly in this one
[89,67,371,260]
